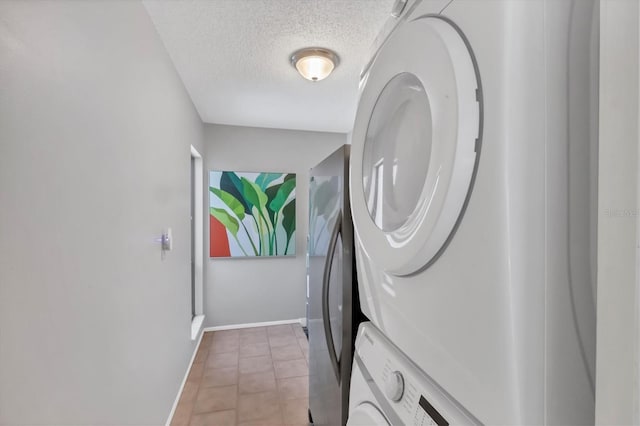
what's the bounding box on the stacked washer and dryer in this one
[347,0,599,424]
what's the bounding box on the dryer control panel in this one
[354,322,479,425]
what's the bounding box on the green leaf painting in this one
[282,199,296,255]
[269,178,296,213]
[210,207,239,236]
[210,171,296,257]
[255,173,282,190]
[210,188,245,221]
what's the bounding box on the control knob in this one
[384,370,405,402]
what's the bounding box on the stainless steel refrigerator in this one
[307,145,362,426]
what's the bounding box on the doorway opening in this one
[190,146,204,340]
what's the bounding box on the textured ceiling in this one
[143,0,394,133]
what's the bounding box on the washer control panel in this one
[355,323,478,425]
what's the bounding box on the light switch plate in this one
[161,228,172,251]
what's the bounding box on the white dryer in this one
[348,322,477,426]
[349,0,598,424]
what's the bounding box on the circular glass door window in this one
[362,72,432,232]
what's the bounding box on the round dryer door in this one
[350,15,481,276]
[347,402,390,426]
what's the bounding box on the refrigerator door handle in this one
[322,210,342,383]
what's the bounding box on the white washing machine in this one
[348,322,477,426]
[349,0,598,424]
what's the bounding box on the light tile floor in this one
[171,323,309,426]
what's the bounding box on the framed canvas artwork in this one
[209,171,296,258]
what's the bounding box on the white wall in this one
[596,0,640,424]
[0,1,203,424]
[204,124,346,326]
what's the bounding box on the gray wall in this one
[0,1,203,424]
[204,124,346,326]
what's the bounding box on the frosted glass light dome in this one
[291,48,340,82]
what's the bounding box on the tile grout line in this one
[236,343,240,426]
[270,324,284,424]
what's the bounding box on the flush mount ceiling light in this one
[290,48,340,82]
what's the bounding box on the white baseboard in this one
[165,331,204,426]
[203,318,306,332]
